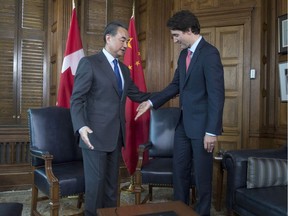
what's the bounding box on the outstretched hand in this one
[134,101,151,120]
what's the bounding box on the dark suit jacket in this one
[70,51,150,152]
[151,38,225,139]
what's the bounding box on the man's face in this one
[170,29,192,49]
[105,27,129,58]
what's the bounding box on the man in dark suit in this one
[70,21,151,216]
[135,10,225,216]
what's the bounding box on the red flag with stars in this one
[122,16,150,175]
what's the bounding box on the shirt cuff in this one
[148,100,153,107]
[206,132,216,136]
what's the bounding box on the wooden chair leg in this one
[134,170,142,205]
[77,193,84,209]
[50,183,60,216]
[49,199,60,216]
[31,185,38,216]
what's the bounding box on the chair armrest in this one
[138,142,152,157]
[222,146,287,211]
[30,147,52,167]
[30,147,50,158]
[30,147,58,184]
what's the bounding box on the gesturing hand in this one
[134,101,151,120]
[79,126,94,150]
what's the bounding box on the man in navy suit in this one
[70,21,151,216]
[135,10,225,216]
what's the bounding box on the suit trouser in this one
[82,133,122,216]
[173,118,213,216]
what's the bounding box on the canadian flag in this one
[57,8,84,108]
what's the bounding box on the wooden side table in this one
[97,201,199,216]
[213,156,224,211]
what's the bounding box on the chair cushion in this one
[34,161,84,196]
[0,203,23,216]
[141,158,173,185]
[247,157,287,188]
[235,186,287,216]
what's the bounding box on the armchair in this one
[134,107,196,205]
[28,106,85,216]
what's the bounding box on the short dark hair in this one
[103,21,128,43]
[167,10,200,34]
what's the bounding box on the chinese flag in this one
[122,16,150,175]
[57,8,84,108]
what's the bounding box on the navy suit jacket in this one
[151,38,225,139]
[70,51,151,152]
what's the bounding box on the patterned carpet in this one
[0,183,227,216]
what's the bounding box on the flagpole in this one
[132,0,135,18]
[121,0,145,194]
[72,0,75,9]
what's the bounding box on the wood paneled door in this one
[218,26,244,151]
[202,25,245,152]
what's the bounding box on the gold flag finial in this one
[132,0,135,18]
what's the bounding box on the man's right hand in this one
[135,101,151,120]
[79,126,94,150]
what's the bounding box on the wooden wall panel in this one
[140,0,174,107]
[0,39,14,124]
[84,0,107,55]
[137,0,147,71]
[86,0,107,33]
[0,133,30,191]
[275,0,287,142]
[81,0,132,56]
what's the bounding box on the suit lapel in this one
[119,62,130,97]
[183,38,206,88]
[97,52,122,97]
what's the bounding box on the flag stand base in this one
[121,176,145,193]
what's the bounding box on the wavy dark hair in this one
[167,10,200,34]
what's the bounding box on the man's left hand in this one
[204,134,217,153]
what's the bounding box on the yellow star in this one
[128,65,132,70]
[128,38,133,48]
[135,61,140,66]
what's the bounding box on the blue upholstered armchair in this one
[134,107,196,205]
[28,106,84,216]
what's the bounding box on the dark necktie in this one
[113,59,122,95]
[186,50,192,71]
